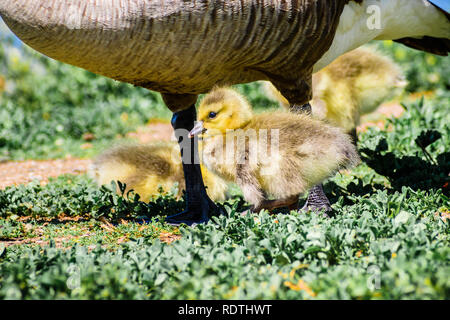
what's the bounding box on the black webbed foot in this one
[166,196,219,226]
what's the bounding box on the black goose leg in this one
[301,184,332,217]
[165,105,219,226]
[290,102,312,115]
[349,128,358,144]
[290,102,332,215]
[302,126,359,215]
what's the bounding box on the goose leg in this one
[165,105,219,226]
[302,126,357,216]
[290,102,312,115]
[289,102,332,215]
[275,76,333,215]
[349,128,358,144]
[301,184,331,217]
[302,127,357,216]
[302,127,358,216]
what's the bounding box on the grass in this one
[0,91,448,299]
[0,185,448,299]
[0,21,449,300]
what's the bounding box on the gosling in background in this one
[191,87,360,213]
[91,142,228,202]
[263,47,407,135]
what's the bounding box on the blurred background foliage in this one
[0,20,171,160]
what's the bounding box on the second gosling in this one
[191,87,360,212]
[263,47,407,133]
[91,142,228,202]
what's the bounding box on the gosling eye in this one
[208,111,217,119]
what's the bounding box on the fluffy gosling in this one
[91,142,228,202]
[191,87,360,212]
[263,47,407,133]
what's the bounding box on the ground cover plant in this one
[0,21,449,299]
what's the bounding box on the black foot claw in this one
[165,211,209,227]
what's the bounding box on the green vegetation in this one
[0,22,449,299]
[0,26,169,160]
[1,90,448,299]
[0,184,448,299]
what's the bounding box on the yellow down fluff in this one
[197,87,360,209]
[91,142,228,202]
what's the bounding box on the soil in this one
[0,158,92,189]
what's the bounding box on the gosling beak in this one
[189,121,206,138]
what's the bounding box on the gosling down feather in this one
[91,142,228,202]
[192,87,360,211]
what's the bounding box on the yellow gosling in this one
[193,87,360,212]
[91,142,228,202]
[263,47,407,133]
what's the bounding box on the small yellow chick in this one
[192,87,360,212]
[91,142,228,202]
[263,47,407,133]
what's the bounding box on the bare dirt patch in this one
[0,158,91,189]
[126,120,174,144]
[0,122,174,189]
[357,101,405,133]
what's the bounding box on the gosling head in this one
[189,87,253,138]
